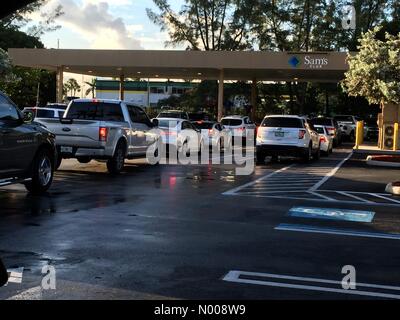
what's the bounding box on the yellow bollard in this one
[354,121,364,149]
[394,123,399,151]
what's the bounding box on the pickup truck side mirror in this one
[22,110,35,123]
[152,119,159,127]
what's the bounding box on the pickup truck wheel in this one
[24,149,54,195]
[107,142,125,174]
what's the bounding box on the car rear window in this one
[221,119,243,126]
[157,119,179,128]
[36,109,56,118]
[66,102,124,121]
[311,118,333,126]
[261,117,304,128]
[193,122,214,129]
[158,112,183,119]
[314,126,325,134]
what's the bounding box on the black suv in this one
[0,91,56,194]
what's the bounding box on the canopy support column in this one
[119,74,125,101]
[251,78,257,121]
[56,66,63,103]
[218,69,224,122]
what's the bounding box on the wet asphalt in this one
[0,144,400,300]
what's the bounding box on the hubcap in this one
[38,156,52,186]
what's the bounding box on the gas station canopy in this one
[8,49,350,82]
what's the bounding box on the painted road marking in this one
[275,223,400,240]
[222,150,400,206]
[288,207,375,222]
[222,270,400,299]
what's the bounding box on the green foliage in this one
[63,78,81,98]
[147,0,258,50]
[342,27,400,105]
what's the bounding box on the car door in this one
[0,94,36,176]
[306,122,320,150]
[130,106,154,154]
[126,104,143,154]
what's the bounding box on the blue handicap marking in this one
[288,207,375,223]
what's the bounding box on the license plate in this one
[61,146,73,153]
[275,131,284,137]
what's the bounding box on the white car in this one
[314,125,333,155]
[334,115,358,141]
[220,115,256,144]
[256,115,321,163]
[156,118,203,155]
[192,121,232,151]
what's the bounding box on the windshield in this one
[262,117,304,128]
[221,119,243,126]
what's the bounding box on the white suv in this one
[256,115,321,163]
[221,115,256,143]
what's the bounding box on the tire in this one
[302,145,312,163]
[24,148,54,195]
[107,141,126,174]
[314,145,321,161]
[256,151,265,164]
[77,157,91,164]
[55,154,62,170]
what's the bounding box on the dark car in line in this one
[0,91,56,194]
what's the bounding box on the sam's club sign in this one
[288,55,329,69]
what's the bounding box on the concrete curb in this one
[366,156,400,168]
[385,183,400,196]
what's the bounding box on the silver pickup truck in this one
[40,99,159,174]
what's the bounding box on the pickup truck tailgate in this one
[39,119,103,148]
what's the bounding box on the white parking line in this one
[308,151,353,192]
[223,270,400,299]
[275,223,400,240]
[222,164,295,195]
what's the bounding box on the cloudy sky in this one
[26,0,183,50]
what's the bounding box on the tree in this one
[65,78,81,97]
[1,0,63,37]
[147,0,258,50]
[85,78,96,98]
[342,27,400,106]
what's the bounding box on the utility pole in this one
[36,82,40,107]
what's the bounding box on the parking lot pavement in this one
[1,144,400,300]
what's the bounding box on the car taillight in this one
[208,129,213,136]
[299,129,306,139]
[99,127,108,141]
[326,127,335,135]
[320,136,327,143]
[236,127,245,132]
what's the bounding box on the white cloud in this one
[30,0,143,49]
